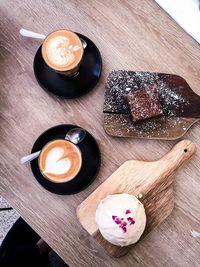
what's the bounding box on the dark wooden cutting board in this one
[103,71,200,139]
[77,140,196,257]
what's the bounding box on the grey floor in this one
[0,196,19,246]
[0,196,68,267]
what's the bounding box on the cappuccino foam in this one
[42,30,83,72]
[39,140,82,183]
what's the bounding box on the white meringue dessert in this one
[96,193,146,246]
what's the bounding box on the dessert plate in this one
[31,124,101,194]
[103,71,200,140]
[34,33,102,98]
[77,140,196,257]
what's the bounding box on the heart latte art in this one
[42,30,83,72]
[39,140,82,183]
[44,147,72,175]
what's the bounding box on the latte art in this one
[42,30,84,72]
[43,147,72,175]
[39,140,82,183]
[46,36,80,67]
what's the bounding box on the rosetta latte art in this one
[46,36,81,67]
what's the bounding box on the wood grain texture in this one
[104,114,200,140]
[0,0,200,266]
[77,140,196,257]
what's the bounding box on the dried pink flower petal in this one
[115,218,121,224]
[112,215,132,233]
[121,221,127,227]
[120,225,127,233]
[112,215,122,225]
[127,217,135,225]
[125,209,131,214]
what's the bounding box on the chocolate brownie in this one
[103,71,158,114]
[127,85,163,123]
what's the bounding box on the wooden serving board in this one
[77,140,196,257]
[103,71,200,140]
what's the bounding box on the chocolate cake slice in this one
[127,85,163,123]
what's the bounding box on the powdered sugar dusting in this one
[104,114,192,138]
[104,71,191,138]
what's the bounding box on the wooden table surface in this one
[0,1,200,266]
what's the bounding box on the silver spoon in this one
[19,28,87,48]
[20,128,86,164]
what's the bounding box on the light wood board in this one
[77,140,196,257]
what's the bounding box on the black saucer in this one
[30,125,101,194]
[34,33,102,98]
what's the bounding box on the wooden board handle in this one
[158,140,196,176]
[126,140,197,205]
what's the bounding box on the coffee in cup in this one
[39,139,82,183]
[41,29,84,76]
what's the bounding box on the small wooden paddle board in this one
[77,140,196,257]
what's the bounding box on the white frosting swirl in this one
[46,36,81,67]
